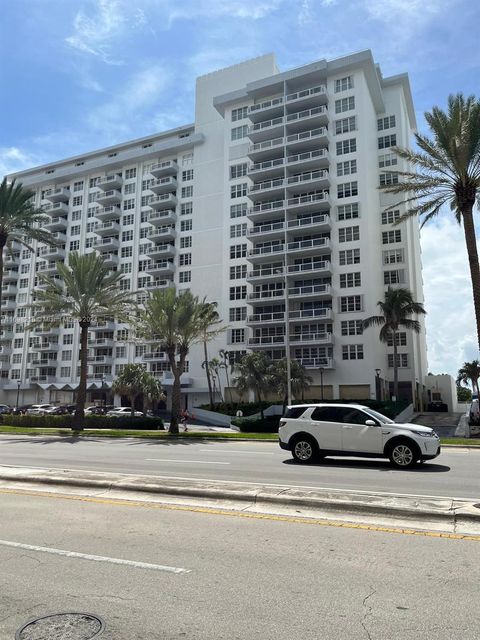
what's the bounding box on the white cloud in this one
[364,0,456,37]
[0,147,40,180]
[420,216,479,376]
[159,0,284,24]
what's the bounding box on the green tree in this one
[112,364,162,417]
[456,360,480,396]
[135,288,209,433]
[219,349,233,404]
[198,301,226,409]
[30,252,134,430]
[381,94,480,348]
[0,177,57,334]
[457,386,472,402]
[233,352,272,418]
[269,358,312,412]
[363,288,426,400]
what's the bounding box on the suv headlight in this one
[412,430,437,438]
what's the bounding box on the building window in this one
[337,160,357,176]
[182,152,193,166]
[121,246,133,257]
[21,264,30,273]
[72,195,83,207]
[73,181,84,192]
[230,328,245,344]
[119,279,131,291]
[338,226,360,243]
[230,203,247,218]
[71,210,82,221]
[120,263,132,273]
[229,307,247,322]
[230,163,248,179]
[384,269,405,285]
[334,76,353,92]
[179,253,192,266]
[86,221,97,233]
[379,153,398,168]
[70,225,80,236]
[383,249,404,265]
[230,265,247,280]
[124,183,136,195]
[339,248,360,265]
[381,210,400,225]
[117,329,129,341]
[378,134,397,149]
[230,244,247,259]
[337,203,359,221]
[19,278,28,288]
[61,350,72,361]
[232,106,248,122]
[336,138,356,155]
[135,345,147,357]
[181,219,192,232]
[181,186,193,198]
[337,181,358,199]
[387,332,407,347]
[378,115,396,131]
[181,202,193,216]
[182,169,194,181]
[123,198,135,210]
[341,320,363,336]
[89,177,100,188]
[231,125,248,141]
[125,168,137,179]
[230,223,247,238]
[141,195,152,207]
[142,179,153,191]
[180,237,192,248]
[13,338,24,349]
[116,346,127,358]
[342,344,364,360]
[122,214,135,226]
[62,334,73,345]
[335,96,355,113]
[231,183,247,199]
[69,240,80,251]
[340,272,361,288]
[339,295,362,312]
[230,286,247,300]
[335,116,356,135]
[138,259,150,272]
[179,271,191,283]
[388,353,409,368]
[122,230,134,242]
[60,367,71,377]
[85,237,95,248]
[379,173,399,186]
[382,230,402,244]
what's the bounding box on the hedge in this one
[197,401,272,417]
[231,415,280,433]
[0,414,164,430]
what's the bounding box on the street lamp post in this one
[319,367,325,401]
[375,368,381,401]
[101,375,106,408]
[15,380,21,412]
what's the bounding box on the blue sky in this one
[1,0,480,378]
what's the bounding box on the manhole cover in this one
[15,613,105,640]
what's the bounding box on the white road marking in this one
[145,459,230,465]
[199,448,275,455]
[0,539,189,574]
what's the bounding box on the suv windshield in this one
[363,407,394,424]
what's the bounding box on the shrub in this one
[0,414,164,430]
[231,415,280,433]
[197,401,273,417]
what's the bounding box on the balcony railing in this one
[287,260,330,274]
[286,127,327,145]
[247,221,285,237]
[285,84,327,102]
[285,106,327,122]
[248,244,285,258]
[288,284,331,298]
[247,289,285,301]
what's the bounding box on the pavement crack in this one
[360,586,376,640]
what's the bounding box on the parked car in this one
[106,407,144,417]
[427,401,448,412]
[278,403,441,469]
[43,405,71,415]
[27,404,56,415]
[469,399,480,426]
[0,404,12,415]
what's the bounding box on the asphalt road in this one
[0,435,478,500]
[0,489,479,640]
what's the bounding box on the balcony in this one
[248,137,285,161]
[4,255,20,266]
[248,157,285,180]
[247,311,285,325]
[148,209,177,226]
[1,299,16,310]
[288,284,332,299]
[51,231,67,243]
[2,284,17,295]
[287,237,330,257]
[248,96,284,122]
[290,332,333,345]
[95,221,120,236]
[87,354,114,365]
[248,116,284,143]
[34,327,60,338]
[147,261,175,277]
[90,321,116,332]
[142,351,168,362]
[150,193,178,211]
[248,177,284,201]
[150,177,178,195]
[289,308,332,322]
[298,357,334,369]
[147,226,177,245]
[246,266,285,283]
[286,149,330,171]
[3,269,19,283]
[286,127,328,152]
[96,190,122,206]
[144,279,175,291]
[286,191,330,214]
[43,187,70,203]
[96,205,121,222]
[286,170,329,194]
[30,375,58,383]
[35,341,60,351]
[37,262,59,275]
[285,84,327,108]
[43,202,69,216]
[287,260,331,276]
[150,160,178,178]
[44,216,68,232]
[38,247,66,261]
[248,335,286,347]
[147,244,176,261]
[0,345,12,356]
[247,199,285,223]
[94,237,119,252]
[247,289,285,303]
[285,106,328,131]
[247,220,285,241]
[97,174,123,190]
[247,243,285,263]
[31,357,56,366]
[287,213,330,233]
[102,253,119,268]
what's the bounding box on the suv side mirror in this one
[365,419,378,427]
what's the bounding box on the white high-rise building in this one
[3,50,427,409]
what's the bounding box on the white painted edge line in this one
[145,459,230,465]
[0,539,190,574]
[199,449,275,455]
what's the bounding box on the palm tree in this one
[0,177,57,334]
[219,349,233,405]
[30,252,134,430]
[380,94,480,348]
[363,288,426,400]
[135,288,209,433]
[198,301,226,409]
[457,360,480,396]
[269,358,313,412]
[233,352,272,418]
[112,364,161,418]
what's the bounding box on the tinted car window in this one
[310,407,343,422]
[337,408,370,425]
[284,407,307,419]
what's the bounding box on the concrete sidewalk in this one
[0,465,479,537]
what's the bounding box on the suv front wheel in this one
[388,440,419,469]
[291,435,318,464]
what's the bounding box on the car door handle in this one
[343,426,353,429]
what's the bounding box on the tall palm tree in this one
[135,288,209,433]
[30,252,134,430]
[233,352,272,418]
[219,349,233,405]
[269,358,312,412]
[380,94,480,348]
[112,363,161,418]
[363,288,426,400]
[457,360,480,396]
[0,177,56,334]
[198,301,226,409]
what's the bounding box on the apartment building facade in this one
[2,50,428,409]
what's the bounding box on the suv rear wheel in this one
[291,435,318,464]
[388,440,419,469]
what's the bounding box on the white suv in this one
[278,404,441,469]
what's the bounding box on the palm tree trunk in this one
[393,331,399,400]
[203,341,214,409]
[167,346,185,434]
[73,320,89,431]
[462,206,480,350]
[130,394,136,418]
[224,364,232,405]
